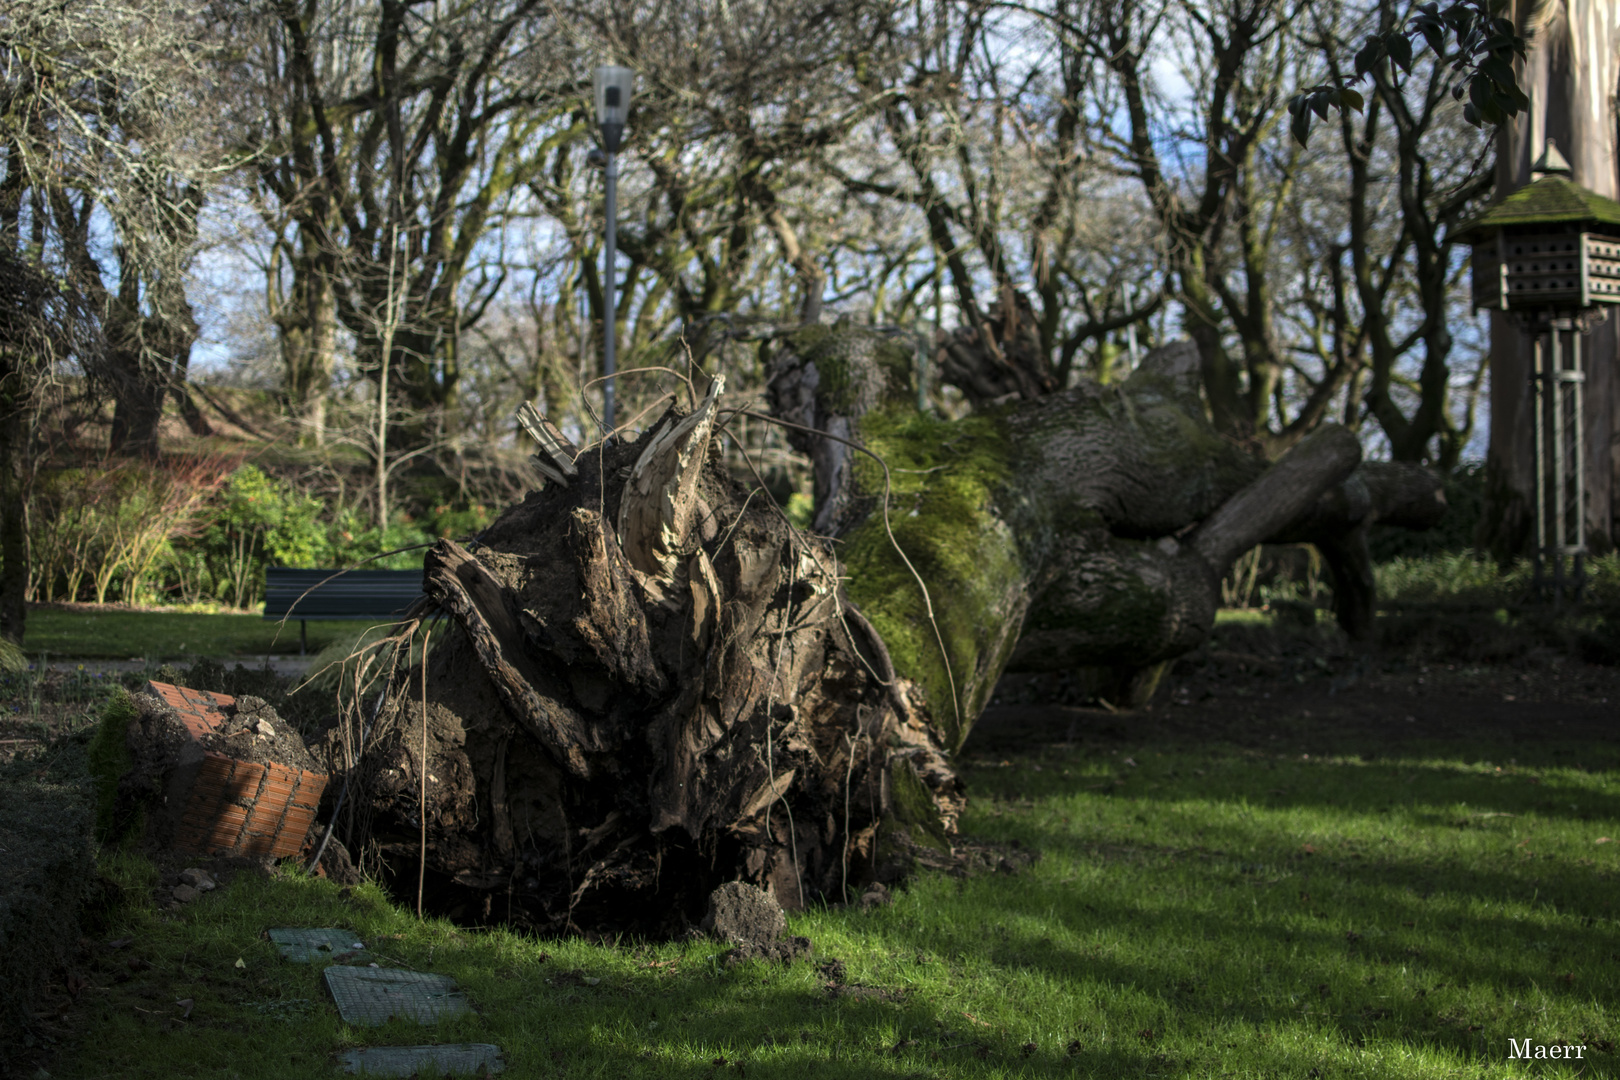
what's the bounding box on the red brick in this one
[143,682,329,859]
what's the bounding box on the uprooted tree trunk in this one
[338,328,1443,935]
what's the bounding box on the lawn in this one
[21,608,365,660]
[45,724,1618,1078]
[10,605,1337,664]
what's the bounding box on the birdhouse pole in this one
[1460,140,1620,605]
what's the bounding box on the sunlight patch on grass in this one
[49,741,1617,1079]
[23,610,357,659]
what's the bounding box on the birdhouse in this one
[1456,141,1620,313]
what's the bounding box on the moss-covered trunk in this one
[339,329,1441,934]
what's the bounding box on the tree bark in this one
[343,331,1442,934]
[0,399,26,645]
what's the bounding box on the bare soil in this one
[971,616,1619,765]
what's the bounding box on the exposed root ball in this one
[346,402,961,934]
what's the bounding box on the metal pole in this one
[1532,332,1546,597]
[603,149,618,433]
[1571,327,1587,599]
[1551,323,1566,607]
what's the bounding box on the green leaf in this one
[1415,17,1446,55]
[1354,38,1382,78]
[1386,32,1414,74]
[1462,101,1482,127]
[1311,92,1332,121]
[1337,87,1365,113]
[1480,54,1515,87]
[1290,104,1313,147]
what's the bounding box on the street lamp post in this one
[1459,140,1620,604]
[593,65,634,434]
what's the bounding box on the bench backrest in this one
[263,567,424,619]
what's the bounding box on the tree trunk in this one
[106,282,201,459]
[277,248,338,446]
[341,331,1441,934]
[0,394,26,645]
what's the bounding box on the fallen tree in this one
[329,329,1442,933]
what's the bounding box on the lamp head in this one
[593,65,634,153]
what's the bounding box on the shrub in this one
[1367,460,1486,561]
[326,505,433,571]
[29,459,229,605]
[164,464,333,608]
[1376,549,1620,608]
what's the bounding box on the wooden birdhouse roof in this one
[1455,174,1620,243]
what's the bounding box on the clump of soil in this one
[121,692,200,799]
[195,695,320,774]
[148,659,333,740]
[701,882,812,965]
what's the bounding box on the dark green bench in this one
[263,568,425,654]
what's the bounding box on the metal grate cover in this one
[337,1044,504,1076]
[269,927,367,963]
[324,965,472,1026]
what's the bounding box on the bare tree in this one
[0,0,235,457]
[1302,0,1493,469]
[239,0,578,447]
[0,245,100,644]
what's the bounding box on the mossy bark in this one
[825,336,1425,741]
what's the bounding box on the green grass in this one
[21,610,366,659]
[1376,551,1620,608]
[55,735,1619,1078]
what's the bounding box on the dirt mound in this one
[701,882,812,965]
[195,695,319,773]
[701,882,786,946]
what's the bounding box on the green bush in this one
[26,455,497,611]
[1376,549,1620,607]
[167,465,334,609]
[29,460,226,605]
[324,507,433,571]
[1367,460,1485,561]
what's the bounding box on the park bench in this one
[263,567,425,654]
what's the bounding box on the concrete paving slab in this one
[324,966,472,1026]
[337,1044,504,1076]
[269,927,367,963]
